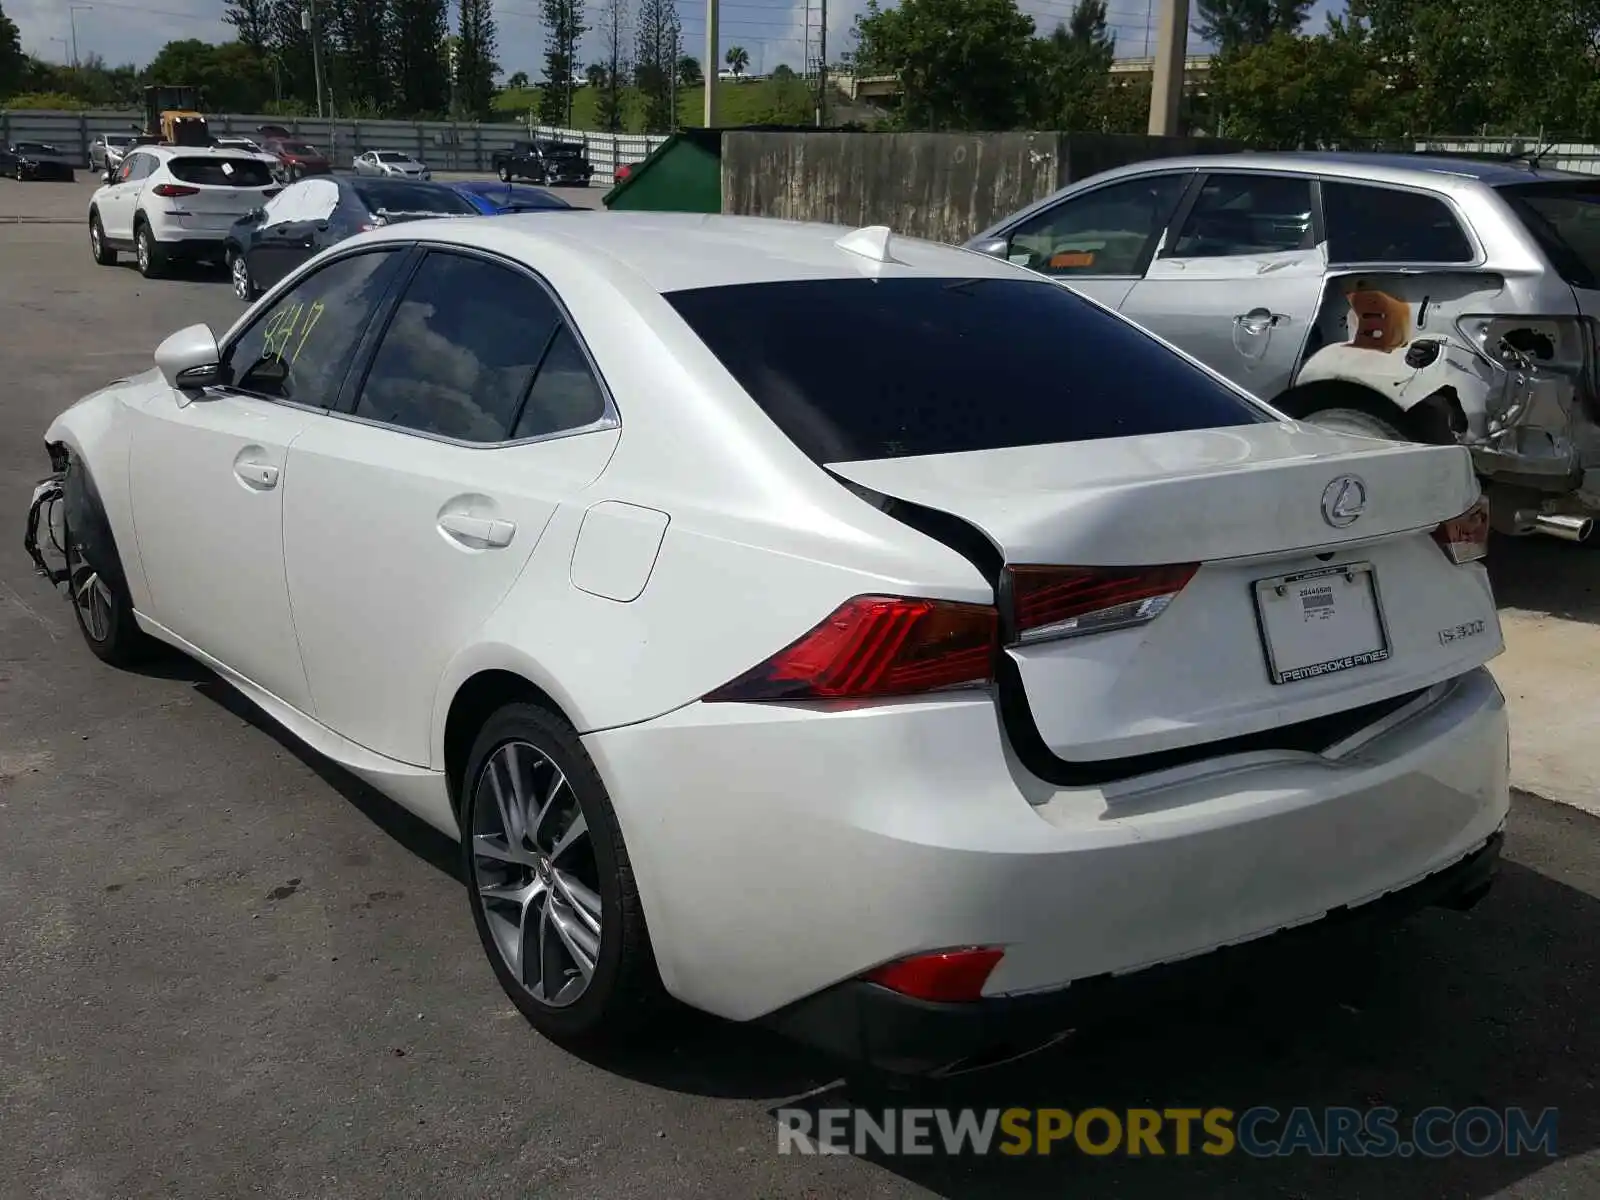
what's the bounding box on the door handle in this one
[439,513,516,548]
[235,460,279,489]
[1234,308,1285,335]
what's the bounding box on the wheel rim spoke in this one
[469,738,603,1010]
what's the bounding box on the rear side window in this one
[1323,182,1474,264]
[168,157,276,187]
[353,179,475,216]
[664,277,1270,463]
[354,251,604,443]
[1171,173,1314,257]
[1500,182,1600,290]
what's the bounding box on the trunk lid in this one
[829,423,1501,765]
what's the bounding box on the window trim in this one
[330,241,621,450]
[211,244,416,409]
[1316,177,1483,269]
[1006,170,1199,280]
[1159,169,1323,262]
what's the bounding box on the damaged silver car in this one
[969,152,1600,542]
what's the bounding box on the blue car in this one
[450,180,576,215]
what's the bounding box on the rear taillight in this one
[864,948,1005,1003]
[1006,564,1198,645]
[702,595,997,702]
[152,183,199,197]
[1431,496,1490,564]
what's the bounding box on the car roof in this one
[356,211,1035,292]
[1093,150,1585,189]
[136,144,270,160]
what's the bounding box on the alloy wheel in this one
[470,740,602,1008]
[231,253,251,300]
[90,221,101,258]
[66,540,114,644]
[136,231,149,273]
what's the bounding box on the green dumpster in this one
[603,125,854,213]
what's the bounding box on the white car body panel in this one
[43,212,1510,1032]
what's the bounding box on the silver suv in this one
[969,152,1600,542]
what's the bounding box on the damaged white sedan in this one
[971,152,1600,543]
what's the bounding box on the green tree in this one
[540,0,587,126]
[854,0,1038,130]
[1208,27,1385,145]
[0,3,30,99]
[457,0,499,118]
[266,0,316,108]
[724,45,748,77]
[634,0,679,132]
[507,69,530,88]
[772,62,795,81]
[594,0,629,132]
[1034,0,1116,129]
[678,54,701,85]
[222,0,273,53]
[323,0,392,115]
[141,38,274,113]
[391,0,450,116]
[1194,0,1315,52]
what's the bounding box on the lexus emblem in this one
[1321,475,1367,528]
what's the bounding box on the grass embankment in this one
[491,76,814,132]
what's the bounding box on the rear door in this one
[100,151,155,241]
[1120,171,1328,401]
[280,246,620,765]
[992,171,1194,310]
[249,177,344,290]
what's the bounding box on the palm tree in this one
[725,45,749,78]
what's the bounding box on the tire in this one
[61,459,154,668]
[1299,405,1408,441]
[134,220,166,279]
[498,164,512,182]
[89,211,116,266]
[461,702,664,1045]
[229,248,257,301]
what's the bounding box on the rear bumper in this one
[584,667,1509,1037]
[762,830,1502,1075]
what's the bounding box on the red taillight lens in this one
[1431,497,1490,564]
[152,183,200,197]
[1007,563,1198,645]
[864,948,1005,1003]
[703,595,998,702]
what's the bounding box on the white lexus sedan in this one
[34,213,1509,1076]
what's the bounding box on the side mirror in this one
[971,236,1010,259]
[155,324,222,390]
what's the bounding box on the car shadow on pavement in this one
[1490,534,1600,624]
[140,651,464,883]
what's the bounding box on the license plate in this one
[1253,563,1390,685]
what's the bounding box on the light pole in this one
[1147,0,1189,137]
[49,36,68,64]
[68,5,92,69]
[703,0,719,127]
[303,0,326,120]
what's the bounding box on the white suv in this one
[89,145,280,279]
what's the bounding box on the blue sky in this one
[11,0,1346,78]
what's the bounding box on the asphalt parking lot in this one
[2,176,1599,1199]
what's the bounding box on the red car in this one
[614,160,643,184]
[263,137,332,182]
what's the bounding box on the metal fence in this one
[0,108,670,176]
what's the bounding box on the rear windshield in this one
[105,135,135,147]
[169,157,276,187]
[539,141,582,156]
[665,277,1270,462]
[375,152,410,162]
[352,179,475,216]
[16,143,55,154]
[1500,181,1600,290]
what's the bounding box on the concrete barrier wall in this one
[0,109,667,175]
[720,131,1065,245]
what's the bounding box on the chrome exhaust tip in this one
[1532,513,1594,543]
